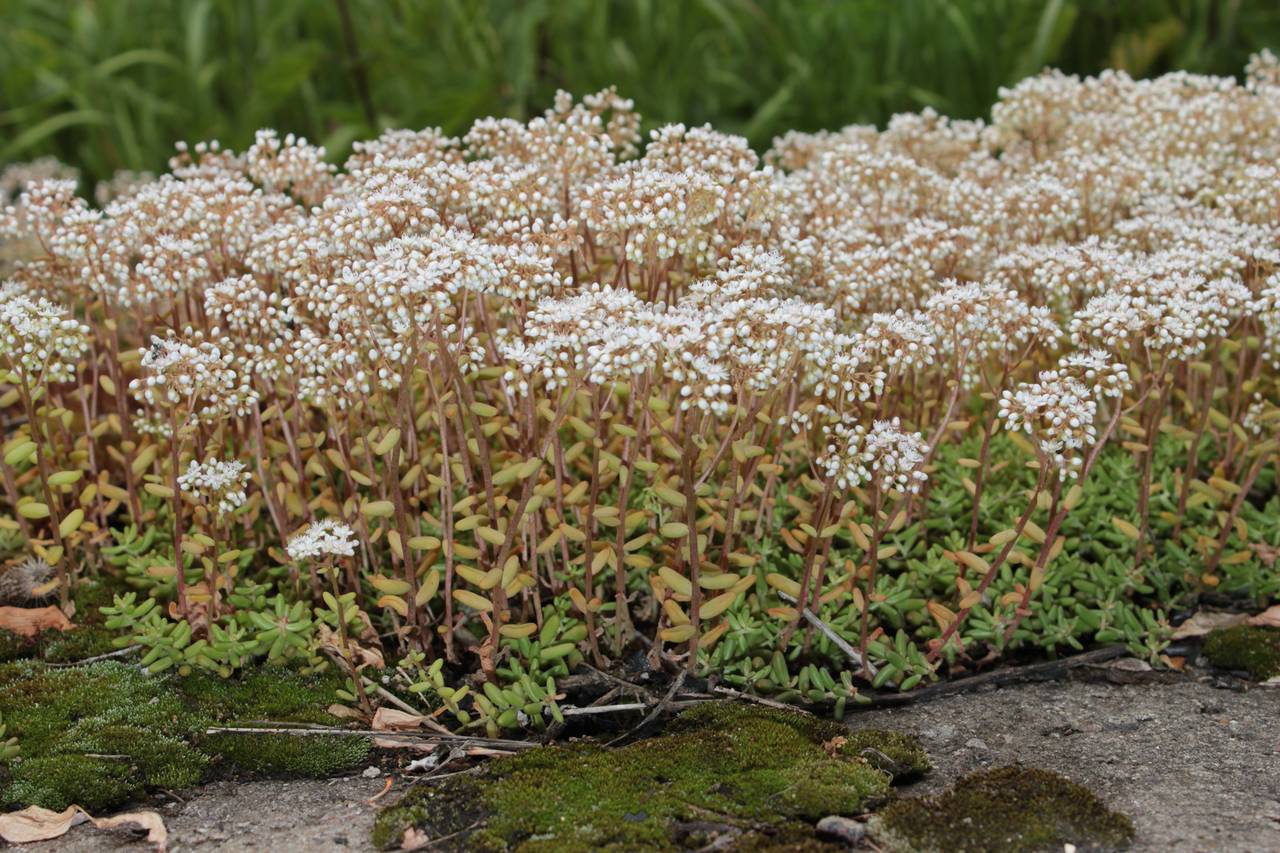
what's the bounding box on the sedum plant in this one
[1,57,1280,720]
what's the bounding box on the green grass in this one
[3,0,1278,186]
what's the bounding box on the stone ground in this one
[13,673,1279,852]
[865,676,1280,853]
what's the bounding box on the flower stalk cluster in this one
[2,60,1279,697]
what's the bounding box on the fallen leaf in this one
[371,706,451,735]
[0,605,74,638]
[89,810,168,850]
[0,805,78,844]
[401,826,430,850]
[372,707,430,732]
[317,623,385,669]
[821,735,847,757]
[0,805,166,850]
[327,703,364,720]
[1246,604,1280,629]
[1169,611,1246,640]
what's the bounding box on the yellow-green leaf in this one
[452,589,493,612]
[362,500,395,518]
[58,508,84,538]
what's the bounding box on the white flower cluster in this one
[863,418,930,494]
[0,287,89,384]
[503,285,656,392]
[131,334,256,419]
[245,129,335,206]
[1057,349,1131,398]
[860,310,937,374]
[579,166,725,265]
[819,418,869,490]
[178,458,250,516]
[2,58,1278,528]
[820,417,929,494]
[286,518,358,561]
[999,374,1098,477]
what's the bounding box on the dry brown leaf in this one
[821,735,847,757]
[401,826,430,850]
[0,605,74,638]
[0,804,166,850]
[317,623,385,669]
[1169,611,1247,640]
[89,810,168,850]
[327,703,364,720]
[0,805,79,844]
[372,707,431,732]
[1246,604,1280,629]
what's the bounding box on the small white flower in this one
[286,518,358,561]
[178,458,250,516]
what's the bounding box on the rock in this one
[361,766,381,778]
[964,737,989,751]
[1102,717,1141,732]
[816,815,867,845]
[920,723,956,742]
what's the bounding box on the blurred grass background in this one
[1,0,1277,184]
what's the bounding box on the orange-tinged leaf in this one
[377,594,408,617]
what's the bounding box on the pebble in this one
[965,737,989,751]
[816,815,867,845]
[361,766,381,778]
[921,723,957,741]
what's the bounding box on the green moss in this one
[1203,625,1280,680]
[180,666,347,723]
[372,775,495,851]
[0,630,34,663]
[37,625,118,663]
[4,754,141,813]
[668,700,848,742]
[873,766,1135,853]
[0,661,209,811]
[376,703,912,851]
[70,579,117,624]
[0,624,119,665]
[205,732,369,777]
[0,660,361,811]
[839,729,931,782]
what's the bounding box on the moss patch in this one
[873,766,1134,853]
[375,703,921,851]
[0,660,202,811]
[839,729,931,782]
[1203,625,1280,680]
[0,630,33,663]
[0,660,367,811]
[204,733,370,777]
[0,625,117,665]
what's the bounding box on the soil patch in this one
[865,676,1280,852]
